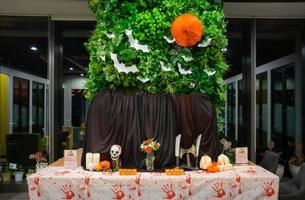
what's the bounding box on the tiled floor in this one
[0,193,29,200]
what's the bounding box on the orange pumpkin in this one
[100,160,111,170]
[207,162,220,173]
[171,13,204,47]
[207,165,220,173]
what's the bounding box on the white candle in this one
[86,153,93,170]
[93,153,100,168]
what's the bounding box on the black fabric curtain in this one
[81,90,220,169]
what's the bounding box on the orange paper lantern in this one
[171,13,204,47]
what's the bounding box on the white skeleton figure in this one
[110,145,122,161]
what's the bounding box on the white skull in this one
[110,145,121,160]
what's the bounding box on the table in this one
[27,165,278,200]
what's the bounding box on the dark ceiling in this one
[0,16,95,78]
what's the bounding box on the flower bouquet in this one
[29,151,48,172]
[140,138,160,171]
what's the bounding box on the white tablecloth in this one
[27,165,278,200]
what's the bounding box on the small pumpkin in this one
[100,160,111,170]
[207,162,220,173]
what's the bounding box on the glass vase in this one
[36,162,48,172]
[145,152,155,171]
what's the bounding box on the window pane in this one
[32,81,45,135]
[227,82,236,140]
[13,77,29,133]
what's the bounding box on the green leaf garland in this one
[86,0,228,132]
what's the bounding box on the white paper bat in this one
[181,55,194,62]
[125,30,149,52]
[178,63,192,75]
[100,55,106,61]
[163,36,176,43]
[204,69,216,76]
[160,61,171,72]
[105,33,115,39]
[137,77,150,83]
[110,53,139,73]
[198,38,212,48]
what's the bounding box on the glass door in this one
[32,81,45,135]
[256,72,268,161]
[225,75,243,143]
[271,65,295,157]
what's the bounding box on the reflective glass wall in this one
[52,21,95,158]
[0,16,48,167]
[224,19,251,148]
[224,19,305,169]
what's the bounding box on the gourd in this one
[200,155,212,170]
[217,154,230,165]
[217,154,233,171]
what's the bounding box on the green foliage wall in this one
[86,0,228,130]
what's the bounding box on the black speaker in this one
[6,133,39,167]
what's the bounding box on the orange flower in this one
[171,13,204,47]
[144,139,152,145]
[145,147,152,154]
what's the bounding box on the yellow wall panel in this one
[0,73,9,156]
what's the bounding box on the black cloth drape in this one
[81,90,219,169]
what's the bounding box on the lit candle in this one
[93,153,100,168]
[86,153,93,170]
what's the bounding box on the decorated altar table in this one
[27,165,278,200]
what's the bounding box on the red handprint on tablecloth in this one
[212,182,226,198]
[236,175,241,183]
[61,184,75,200]
[242,167,257,175]
[29,175,42,197]
[55,170,71,176]
[129,174,142,198]
[112,184,125,200]
[185,174,191,184]
[228,177,242,198]
[263,181,275,197]
[82,176,92,197]
[162,184,176,200]
[135,175,142,197]
[135,175,141,185]
[185,174,192,196]
[152,172,162,177]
